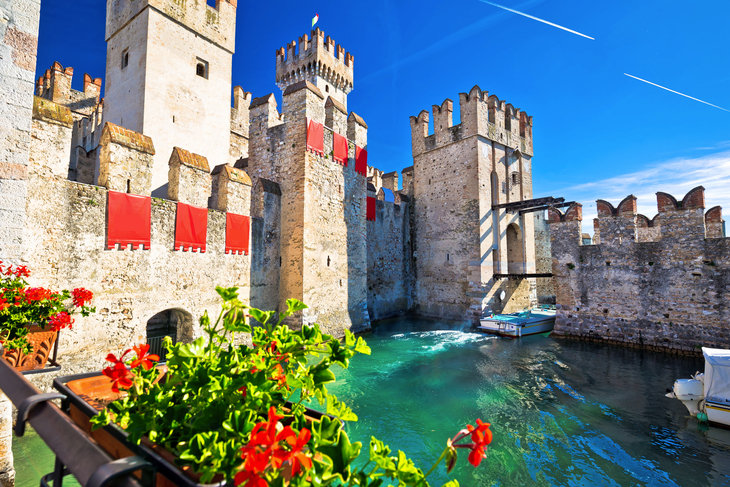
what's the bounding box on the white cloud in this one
[553,149,730,234]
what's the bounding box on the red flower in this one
[71,288,93,308]
[271,364,289,390]
[449,419,493,468]
[233,470,267,487]
[14,266,30,278]
[25,287,54,302]
[49,312,74,332]
[129,344,159,370]
[281,428,312,476]
[102,361,133,393]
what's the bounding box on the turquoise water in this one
[13,316,730,486]
[326,316,730,486]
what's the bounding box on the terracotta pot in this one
[2,325,58,371]
[55,371,329,487]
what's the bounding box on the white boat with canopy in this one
[667,347,730,427]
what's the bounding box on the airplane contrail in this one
[478,0,594,40]
[623,73,729,112]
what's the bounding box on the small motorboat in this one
[667,348,730,427]
[477,305,556,338]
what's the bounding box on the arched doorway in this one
[146,309,193,362]
[506,223,524,274]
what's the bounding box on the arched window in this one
[146,309,193,362]
[196,59,209,79]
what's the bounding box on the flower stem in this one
[416,448,449,487]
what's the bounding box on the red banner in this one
[366,196,376,221]
[107,191,151,250]
[226,213,250,255]
[306,118,324,156]
[174,203,208,252]
[333,132,348,166]
[355,146,368,176]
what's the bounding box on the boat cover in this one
[703,348,730,402]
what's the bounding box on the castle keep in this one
[0,0,543,377]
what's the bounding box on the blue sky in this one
[36,0,730,232]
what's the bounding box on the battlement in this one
[106,0,237,53]
[275,28,354,107]
[36,62,102,117]
[549,186,725,243]
[409,85,533,157]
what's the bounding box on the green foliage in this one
[91,287,464,486]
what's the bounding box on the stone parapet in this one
[168,147,212,208]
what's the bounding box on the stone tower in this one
[410,86,537,321]
[104,0,236,196]
[246,30,369,334]
[275,28,354,110]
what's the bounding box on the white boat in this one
[667,347,730,427]
[477,306,556,338]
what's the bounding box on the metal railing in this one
[0,344,146,487]
[146,334,175,363]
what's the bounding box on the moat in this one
[14,317,730,486]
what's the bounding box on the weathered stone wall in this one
[0,0,40,277]
[549,187,730,354]
[534,211,555,303]
[410,86,536,323]
[367,197,414,321]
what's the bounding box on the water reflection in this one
[326,316,729,486]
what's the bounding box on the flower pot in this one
[2,326,58,371]
[53,371,329,487]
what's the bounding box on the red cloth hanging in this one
[226,213,250,255]
[366,196,376,221]
[174,202,208,252]
[355,146,368,176]
[306,118,324,156]
[107,191,151,250]
[333,132,348,166]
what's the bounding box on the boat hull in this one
[478,315,555,338]
[707,400,730,428]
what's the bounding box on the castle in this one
[0,0,541,374]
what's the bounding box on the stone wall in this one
[367,196,414,321]
[534,211,555,303]
[21,103,284,386]
[549,187,730,354]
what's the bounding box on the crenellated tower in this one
[275,28,354,110]
[104,0,237,197]
[409,85,536,321]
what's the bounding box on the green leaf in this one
[173,337,206,358]
[312,367,336,386]
[215,286,239,302]
[249,308,274,325]
[440,481,459,487]
[345,330,356,347]
[355,336,371,355]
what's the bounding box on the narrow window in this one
[327,256,331,267]
[428,179,431,185]
[325,85,329,93]
[447,253,450,261]
[279,256,282,267]
[126,179,131,194]
[196,58,209,79]
[121,49,129,70]
[511,173,519,185]
[173,115,176,123]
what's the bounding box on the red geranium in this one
[48,311,74,332]
[103,350,134,393]
[71,288,93,308]
[130,344,159,371]
[448,419,493,468]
